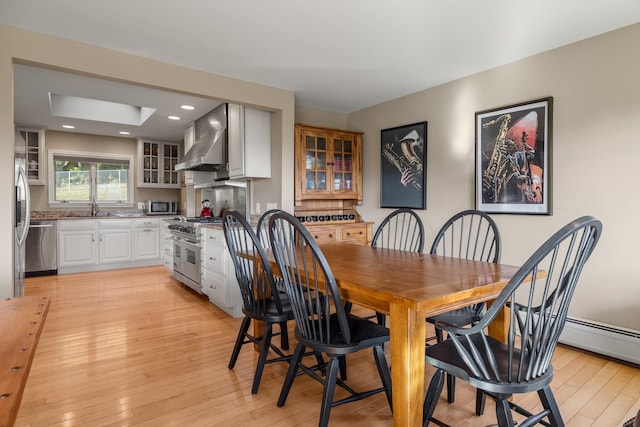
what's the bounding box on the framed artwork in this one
[475,97,552,214]
[380,121,427,209]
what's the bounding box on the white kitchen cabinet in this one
[137,139,181,188]
[161,219,173,270]
[201,227,242,318]
[58,220,99,267]
[98,219,132,264]
[17,127,45,185]
[58,218,163,274]
[227,104,271,179]
[133,218,160,260]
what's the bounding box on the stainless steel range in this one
[167,217,220,294]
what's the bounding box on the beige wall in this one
[0,25,295,298]
[344,23,640,330]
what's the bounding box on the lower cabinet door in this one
[134,228,160,260]
[58,230,98,267]
[99,229,132,264]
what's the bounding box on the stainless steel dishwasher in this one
[25,220,58,276]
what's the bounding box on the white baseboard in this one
[560,317,640,366]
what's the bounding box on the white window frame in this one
[48,149,134,208]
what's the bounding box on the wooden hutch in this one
[294,124,372,244]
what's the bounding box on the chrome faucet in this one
[91,196,99,217]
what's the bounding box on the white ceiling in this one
[3,0,640,141]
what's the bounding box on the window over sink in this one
[48,149,134,208]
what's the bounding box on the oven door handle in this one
[171,235,201,246]
[175,237,201,247]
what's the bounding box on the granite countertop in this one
[30,210,161,220]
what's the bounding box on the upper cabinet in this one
[17,127,45,185]
[294,124,363,206]
[137,139,181,188]
[227,104,271,179]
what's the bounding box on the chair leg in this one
[251,323,274,394]
[279,321,289,350]
[495,396,515,427]
[475,389,486,415]
[538,386,564,427]
[433,328,456,404]
[277,344,305,407]
[373,345,392,408]
[319,356,340,427]
[344,301,353,313]
[338,355,347,380]
[423,369,445,426]
[376,312,386,326]
[228,316,251,369]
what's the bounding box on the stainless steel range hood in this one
[175,103,227,171]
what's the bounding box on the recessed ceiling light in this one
[119,131,131,135]
[62,124,75,129]
[168,115,181,120]
[181,105,194,110]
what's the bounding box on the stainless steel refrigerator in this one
[15,129,31,297]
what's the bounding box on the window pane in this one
[97,162,129,201]
[54,160,91,201]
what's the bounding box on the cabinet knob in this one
[314,235,320,239]
[328,234,333,238]
[359,231,363,235]
[346,232,351,236]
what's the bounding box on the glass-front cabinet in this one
[295,124,362,204]
[17,127,45,185]
[137,139,181,188]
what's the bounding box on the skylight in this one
[49,93,156,126]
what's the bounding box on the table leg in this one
[389,299,425,427]
[487,299,508,343]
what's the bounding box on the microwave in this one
[145,200,177,215]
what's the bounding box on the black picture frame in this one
[380,121,427,209]
[475,97,552,215]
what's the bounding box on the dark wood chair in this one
[423,216,602,427]
[426,209,501,402]
[371,207,425,252]
[256,208,281,248]
[221,209,293,394]
[268,211,393,427]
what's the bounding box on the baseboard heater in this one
[559,317,640,366]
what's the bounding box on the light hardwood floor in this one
[15,266,640,427]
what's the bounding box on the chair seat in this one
[244,293,294,322]
[297,313,390,356]
[426,334,554,395]
[427,305,482,327]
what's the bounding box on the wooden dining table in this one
[312,242,521,427]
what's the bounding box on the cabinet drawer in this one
[203,274,225,302]
[204,244,226,273]
[58,219,96,231]
[99,219,133,229]
[134,218,160,228]
[203,229,225,246]
[309,228,337,243]
[342,226,367,243]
